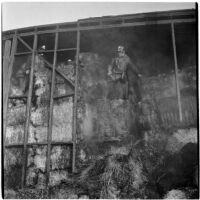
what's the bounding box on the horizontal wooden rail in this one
[53,92,75,99]
[5,141,73,148]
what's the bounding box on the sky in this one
[2,2,196,31]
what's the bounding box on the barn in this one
[2,8,198,199]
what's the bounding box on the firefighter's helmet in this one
[117,45,125,53]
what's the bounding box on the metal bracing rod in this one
[3,34,17,157]
[46,31,58,188]
[37,54,75,89]
[171,21,183,122]
[72,25,80,173]
[17,35,33,52]
[21,33,38,188]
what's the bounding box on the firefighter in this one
[16,59,31,94]
[108,45,142,101]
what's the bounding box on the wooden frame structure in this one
[3,9,197,190]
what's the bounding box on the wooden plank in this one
[46,31,59,188]
[5,141,73,148]
[171,22,183,122]
[56,48,77,51]
[3,35,17,158]
[72,26,80,173]
[15,52,32,56]
[21,33,37,189]
[38,48,76,53]
[9,95,27,99]
[53,92,74,99]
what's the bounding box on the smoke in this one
[80,23,196,77]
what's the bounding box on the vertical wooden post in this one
[3,35,17,153]
[46,31,58,188]
[3,41,11,131]
[21,33,37,188]
[3,40,11,106]
[3,39,12,158]
[72,24,80,173]
[171,21,183,122]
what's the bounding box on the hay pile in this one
[71,131,198,199]
[6,99,26,145]
[73,143,157,199]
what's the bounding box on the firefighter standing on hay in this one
[108,45,142,104]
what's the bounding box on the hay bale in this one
[36,173,46,189]
[4,148,23,169]
[34,147,47,172]
[28,125,47,143]
[164,189,187,199]
[30,107,49,126]
[49,170,68,186]
[27,148,35,167]
[4,189,17,199]
[166,128,197,153]
[7,102,26,126]
[52,99,73,142]
[4,148,23,189]
[79,195,89,199]
[5,125,24,144]
[51,146,71,170]
[26,167,37,186]
[10,85,24,96]
[26,146,47,187]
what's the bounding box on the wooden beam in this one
[78,18,196,31]
[53,92,74,99]
[8,95,27,99]
[171,22,183,122]
[5,141,73,148]
[46,31,58,188]
[21,33,38,188]
[2,15,195,40]
[72,25,80,173]
[38,47,77,53]
[15,52,32,56]
[3,35,17,156]
[3,40,12,155]
[3,40,12,113]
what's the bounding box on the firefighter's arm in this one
[128,58,142,77]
